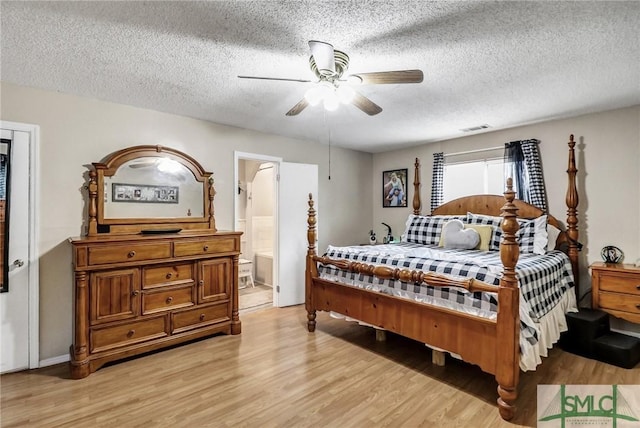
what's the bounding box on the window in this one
[443,156,504,202]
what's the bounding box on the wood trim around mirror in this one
[86,145,216,235]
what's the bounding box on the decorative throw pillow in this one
[403,214,466,246]
[466,212,548,254]
[464,224,493,251]
[441,219,480,250]
[516,218,537,254]
[516,215,549,255]
[466,212,502,251]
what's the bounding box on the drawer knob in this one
[200,314,205,321]
[131,290,139,297]
[203,245,209,251]
[166,297,173,304]
[127,251,136,258]
[166,273,173,279]
[127,329,135,337]
[199,280,204,286]
[636,285,640,290]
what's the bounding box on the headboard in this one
[409,134,580,290]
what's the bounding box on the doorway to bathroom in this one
[236,157,276,312]
[234,152,318,313]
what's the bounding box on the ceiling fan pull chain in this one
[322,109,331,181]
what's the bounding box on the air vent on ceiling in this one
[460,124,491,132]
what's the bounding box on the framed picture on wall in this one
[382,168,408,208]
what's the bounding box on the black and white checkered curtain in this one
[504,139,547,211]
[521,140,547,211]
[431,152,444,212]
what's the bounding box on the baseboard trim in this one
[39,354,69,368]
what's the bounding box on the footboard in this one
[311,275,500,373]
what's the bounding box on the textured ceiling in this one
[1,1,639,153]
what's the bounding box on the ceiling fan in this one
[238,40,423,116]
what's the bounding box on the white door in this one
[276,162,318,307]
[0,127,34,373]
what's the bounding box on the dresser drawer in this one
[142,263,194,289]
[171,303,230,334]
[598,291,640,315]
[597,272,640,296]
[91,316,168,353]
[88,243,171,265]
[142,285,195,314]
[174,237,238,257]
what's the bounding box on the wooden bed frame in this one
[304,135,579,421]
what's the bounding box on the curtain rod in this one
[443,145,503,158]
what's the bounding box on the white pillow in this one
[546,224,561,252]
[532,215,548,255]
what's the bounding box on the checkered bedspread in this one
[317,242,575,347]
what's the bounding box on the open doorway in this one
[235,151,319,313]
[235,153,280,313]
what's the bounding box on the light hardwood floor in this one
[1,306,638,427]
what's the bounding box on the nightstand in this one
[590,262,640,324]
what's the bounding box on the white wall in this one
[0,82,373,361]
[372,105,640,335]
[252,165,274,217]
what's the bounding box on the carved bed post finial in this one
[566,134,579,294]
[496,177,520,421]
[87,169,98,236]
[500,178,520,281]
[306,193,317,332]
[413,157,421,215]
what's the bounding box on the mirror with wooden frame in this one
[86,145,216,235]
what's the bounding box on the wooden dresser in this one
[69,231,241,378]
[70,144,241,378]
[591,262,640,324]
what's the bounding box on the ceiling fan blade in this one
[349,70,424,85]
[238,75,312,83]
[308,40,335,75]
[351,91,383,116]
[285,98,309,116]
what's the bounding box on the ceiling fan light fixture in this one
[336,85,355,104]
[323,94,340,111]
[304,86,324,106]
[305,81,336,107]
[240,40,422,116]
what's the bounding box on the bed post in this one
[413,157,421,215]
[566,134,580,295]
[496,178,520,421]
[306,193,318,332]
